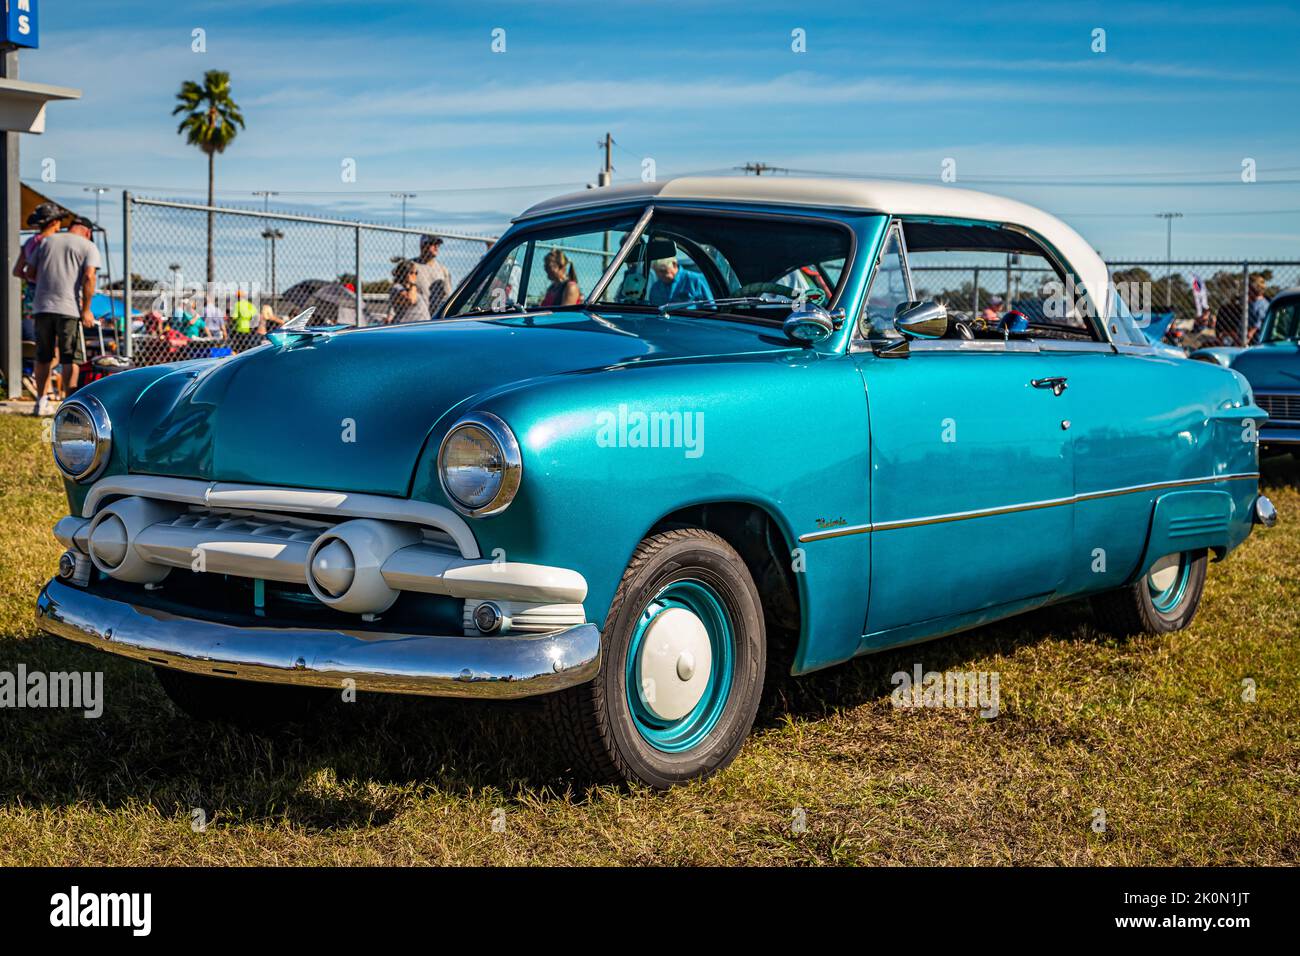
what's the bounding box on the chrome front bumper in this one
[36,578,601,700]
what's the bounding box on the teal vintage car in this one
[1191,289,1300,453]
[37,178,1276,788]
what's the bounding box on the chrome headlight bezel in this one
[51,395,112,483]
[437,411,522,517]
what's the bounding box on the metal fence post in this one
[354,225,363,326]
[1241,261,1250,346]
[122,191,132,361]
[973,266,980,316]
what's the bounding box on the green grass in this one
[0,412,1297,865]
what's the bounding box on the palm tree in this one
[173,70,245,282]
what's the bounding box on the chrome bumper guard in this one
[36,578,601,700]
[1254,495,1278,528]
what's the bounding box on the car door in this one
[849,224,1074,646]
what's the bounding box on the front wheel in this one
[1091,549,1208,636]
[545,528,766,789]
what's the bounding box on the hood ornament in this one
[268,307,341,347]
[278,307,316,332]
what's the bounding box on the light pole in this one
[391,192,416,257]
[253,191,278,292]
[83,186,109,227]
[261,228,284,314]
[1155,212,1182,309]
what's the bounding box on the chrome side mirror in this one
[783,303,843,344]
[894,300,948,339]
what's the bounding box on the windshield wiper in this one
[658,294,794,317]
[455,301,529,317]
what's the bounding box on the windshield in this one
[447,207,854,322]
[1264,297,1300,342]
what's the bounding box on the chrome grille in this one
[1256,392,1300,422]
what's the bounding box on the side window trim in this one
[852,220,912,349]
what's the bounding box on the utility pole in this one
[391,192,416,256]
[253,191,278,293]
[1155,212,1182,309]
[736,162,788,176]
[596,133,613,187]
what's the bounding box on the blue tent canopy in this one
[90,293,138,319]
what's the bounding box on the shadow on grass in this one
[0,595,1104,824]
[0,631,581,830]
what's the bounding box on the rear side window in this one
[900,220,1103,342]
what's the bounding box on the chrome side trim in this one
[82,475,480,559]
[36,578,600,700]
[797,472,1261,543]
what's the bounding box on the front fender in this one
[410,350,873,673]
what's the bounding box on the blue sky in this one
[17,0,1300,262]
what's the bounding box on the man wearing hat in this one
[13,201,64,283]
[413,234,452,319]
[29,214,100,415]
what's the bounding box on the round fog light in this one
[57,550,77,579]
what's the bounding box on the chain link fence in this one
[90,197,1300,369]
[910,260,1300,346]
[106,196,493,367]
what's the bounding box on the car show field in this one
[1,413,1295,865]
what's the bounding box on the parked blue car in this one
[37,178,1276,788]
[1191,288,1300,453]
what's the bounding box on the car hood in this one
[1230,340,1300,392]
[127,311,793,496]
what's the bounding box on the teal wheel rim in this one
[1147,553,1191,614]
[625,579,735,753]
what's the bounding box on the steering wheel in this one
[946,310,974,340]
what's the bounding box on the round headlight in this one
[437,412,521,517]
[51,396,111,482]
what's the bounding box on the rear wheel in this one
[545,528,765,789]
[1091,548,1208,636]
[153,667,330,728]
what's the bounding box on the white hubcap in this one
[1148,553,1180,593]
[636,607,712,721]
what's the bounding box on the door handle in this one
[1031,376,1068,396]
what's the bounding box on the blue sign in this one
[3,0,38,49]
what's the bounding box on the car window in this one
[859,227,911,338]
[1265,298,1300,342]
[900,221,1101,341]
[596,211,854,319]
[449,214,639,315]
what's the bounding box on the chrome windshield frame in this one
[584,204,655,304]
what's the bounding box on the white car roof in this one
[518,176,1111,320]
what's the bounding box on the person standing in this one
[540,248,582,306]
[414,235,452,317]
[388,259,425,324]
[14,202,64,282]
[30,216,99,416]
[203,297,226,342]
[1248,276,1270,344]
[231,289,258,350]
